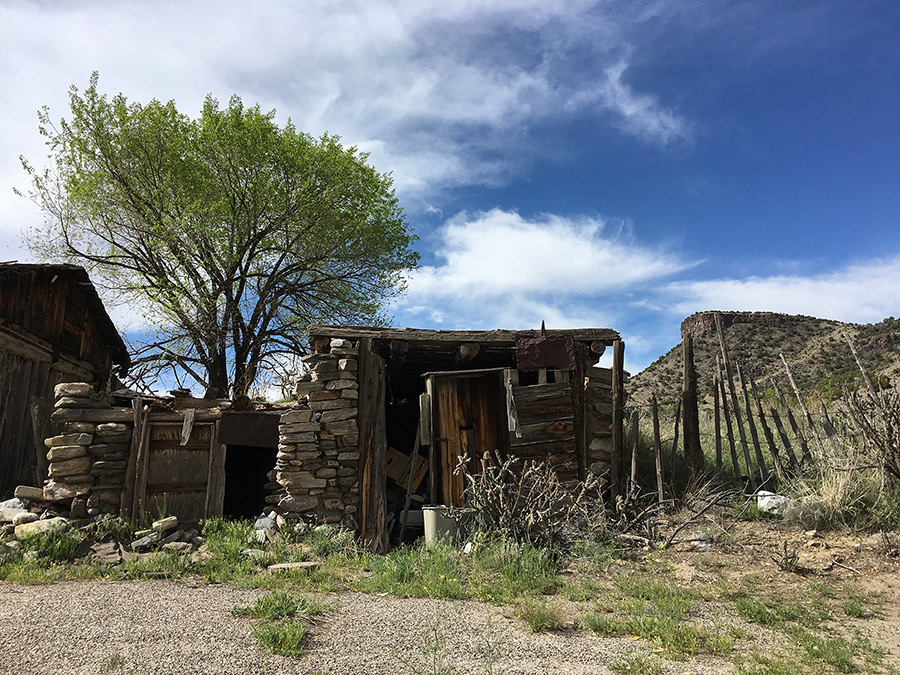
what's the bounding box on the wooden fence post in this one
[652,396,664,503]
[682,334,704,477]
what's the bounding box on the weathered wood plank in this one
[513,419,575,444]
[308,325,621,346]
[358,337,388,552]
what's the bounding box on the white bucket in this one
[422,505,457,546]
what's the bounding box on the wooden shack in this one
[301,325,625,550]
[0,263,129,495]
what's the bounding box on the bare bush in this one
[842,389,900,482]
[453,451,606,547]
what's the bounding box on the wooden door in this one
[431,372,503,505]
[133,419,225,526]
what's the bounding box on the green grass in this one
[517,598,565,632]
[609,651,665,675]
[233,590,325,657]
[580,574,732,657]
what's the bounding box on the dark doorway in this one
[222,444,277,519]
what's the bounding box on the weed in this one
[516,598,564,632]
[736,652,803,675]
[302,525,358,557]
[841,592,866,618]
[356,541,467,599]
[18,526,82,565]
[102,653,125,673]
[84,515,134,542]
[233,591,324,657]
[395,625,457,675]
[788,626,856,673]
[609,651,664,675]
[233,590,323,622]
[807,579,833,598]
[251,619,309,657]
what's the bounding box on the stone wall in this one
[275,338,360,528]
[43,382,132,517]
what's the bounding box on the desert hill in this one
[627,311,900,410]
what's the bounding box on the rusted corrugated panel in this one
[515,336,576,372]
[219,412,280,448]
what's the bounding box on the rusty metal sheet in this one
[219,412,280,448]
[515,336,576,372]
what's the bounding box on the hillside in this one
[627,311,900,410]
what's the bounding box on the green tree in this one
[19,73,418,399]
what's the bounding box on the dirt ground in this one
[653,519,900,665]
[1,521,898,674]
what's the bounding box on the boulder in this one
[43,481,91,502]
[131,533,160,552]
[151,516,179,533]
[70,497,88,519]
[278,495,320,513]
[0,508,30,524]
[162,541,193,554]
[45,433,94,447]
[55,397,111,409]
[47,445,89,462]
[14,486,45,502]
[279,409,314,425]
[757,491,790,515]
[96,423,129,436]
[54,382,94,399]
[15,517,68,539]
[48,456,92,478]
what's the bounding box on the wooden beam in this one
[681,334,704,477]
[611,340,625,500]
[308,325,621,347]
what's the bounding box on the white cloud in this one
[0,0,694,258]
[396,208,693,329]
[665,257,900,324]
[567,59,692,146]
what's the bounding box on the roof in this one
[0,262,130,368]
[307,324,620,372]
[307,324,620,346]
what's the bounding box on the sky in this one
[1,0,898,376]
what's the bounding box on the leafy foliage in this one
[20,73,418,397]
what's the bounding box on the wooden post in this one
[717,356,744,489]
[713,372,723,474]
[780,353,826,456]
[629,408,639,496]
[770,407,798,472]
[715,314,756,490]
[611,340,625,500]
[749,375,787,483]
[682,334,703,477]
[29,397,52,484]
[358,337,388,553]
[737,364,769,486]
[669,398,682,479]
[772,378,811,466]
[652,396,664,503]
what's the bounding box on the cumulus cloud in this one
[396,208,693,329]
[0,0,695,257]
[664,257,900,324]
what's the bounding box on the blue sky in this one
[1,0,898,375]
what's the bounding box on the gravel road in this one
[0,579,737,675]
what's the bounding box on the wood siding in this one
[509,382,578,481]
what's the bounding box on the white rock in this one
[757,490,790,515]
